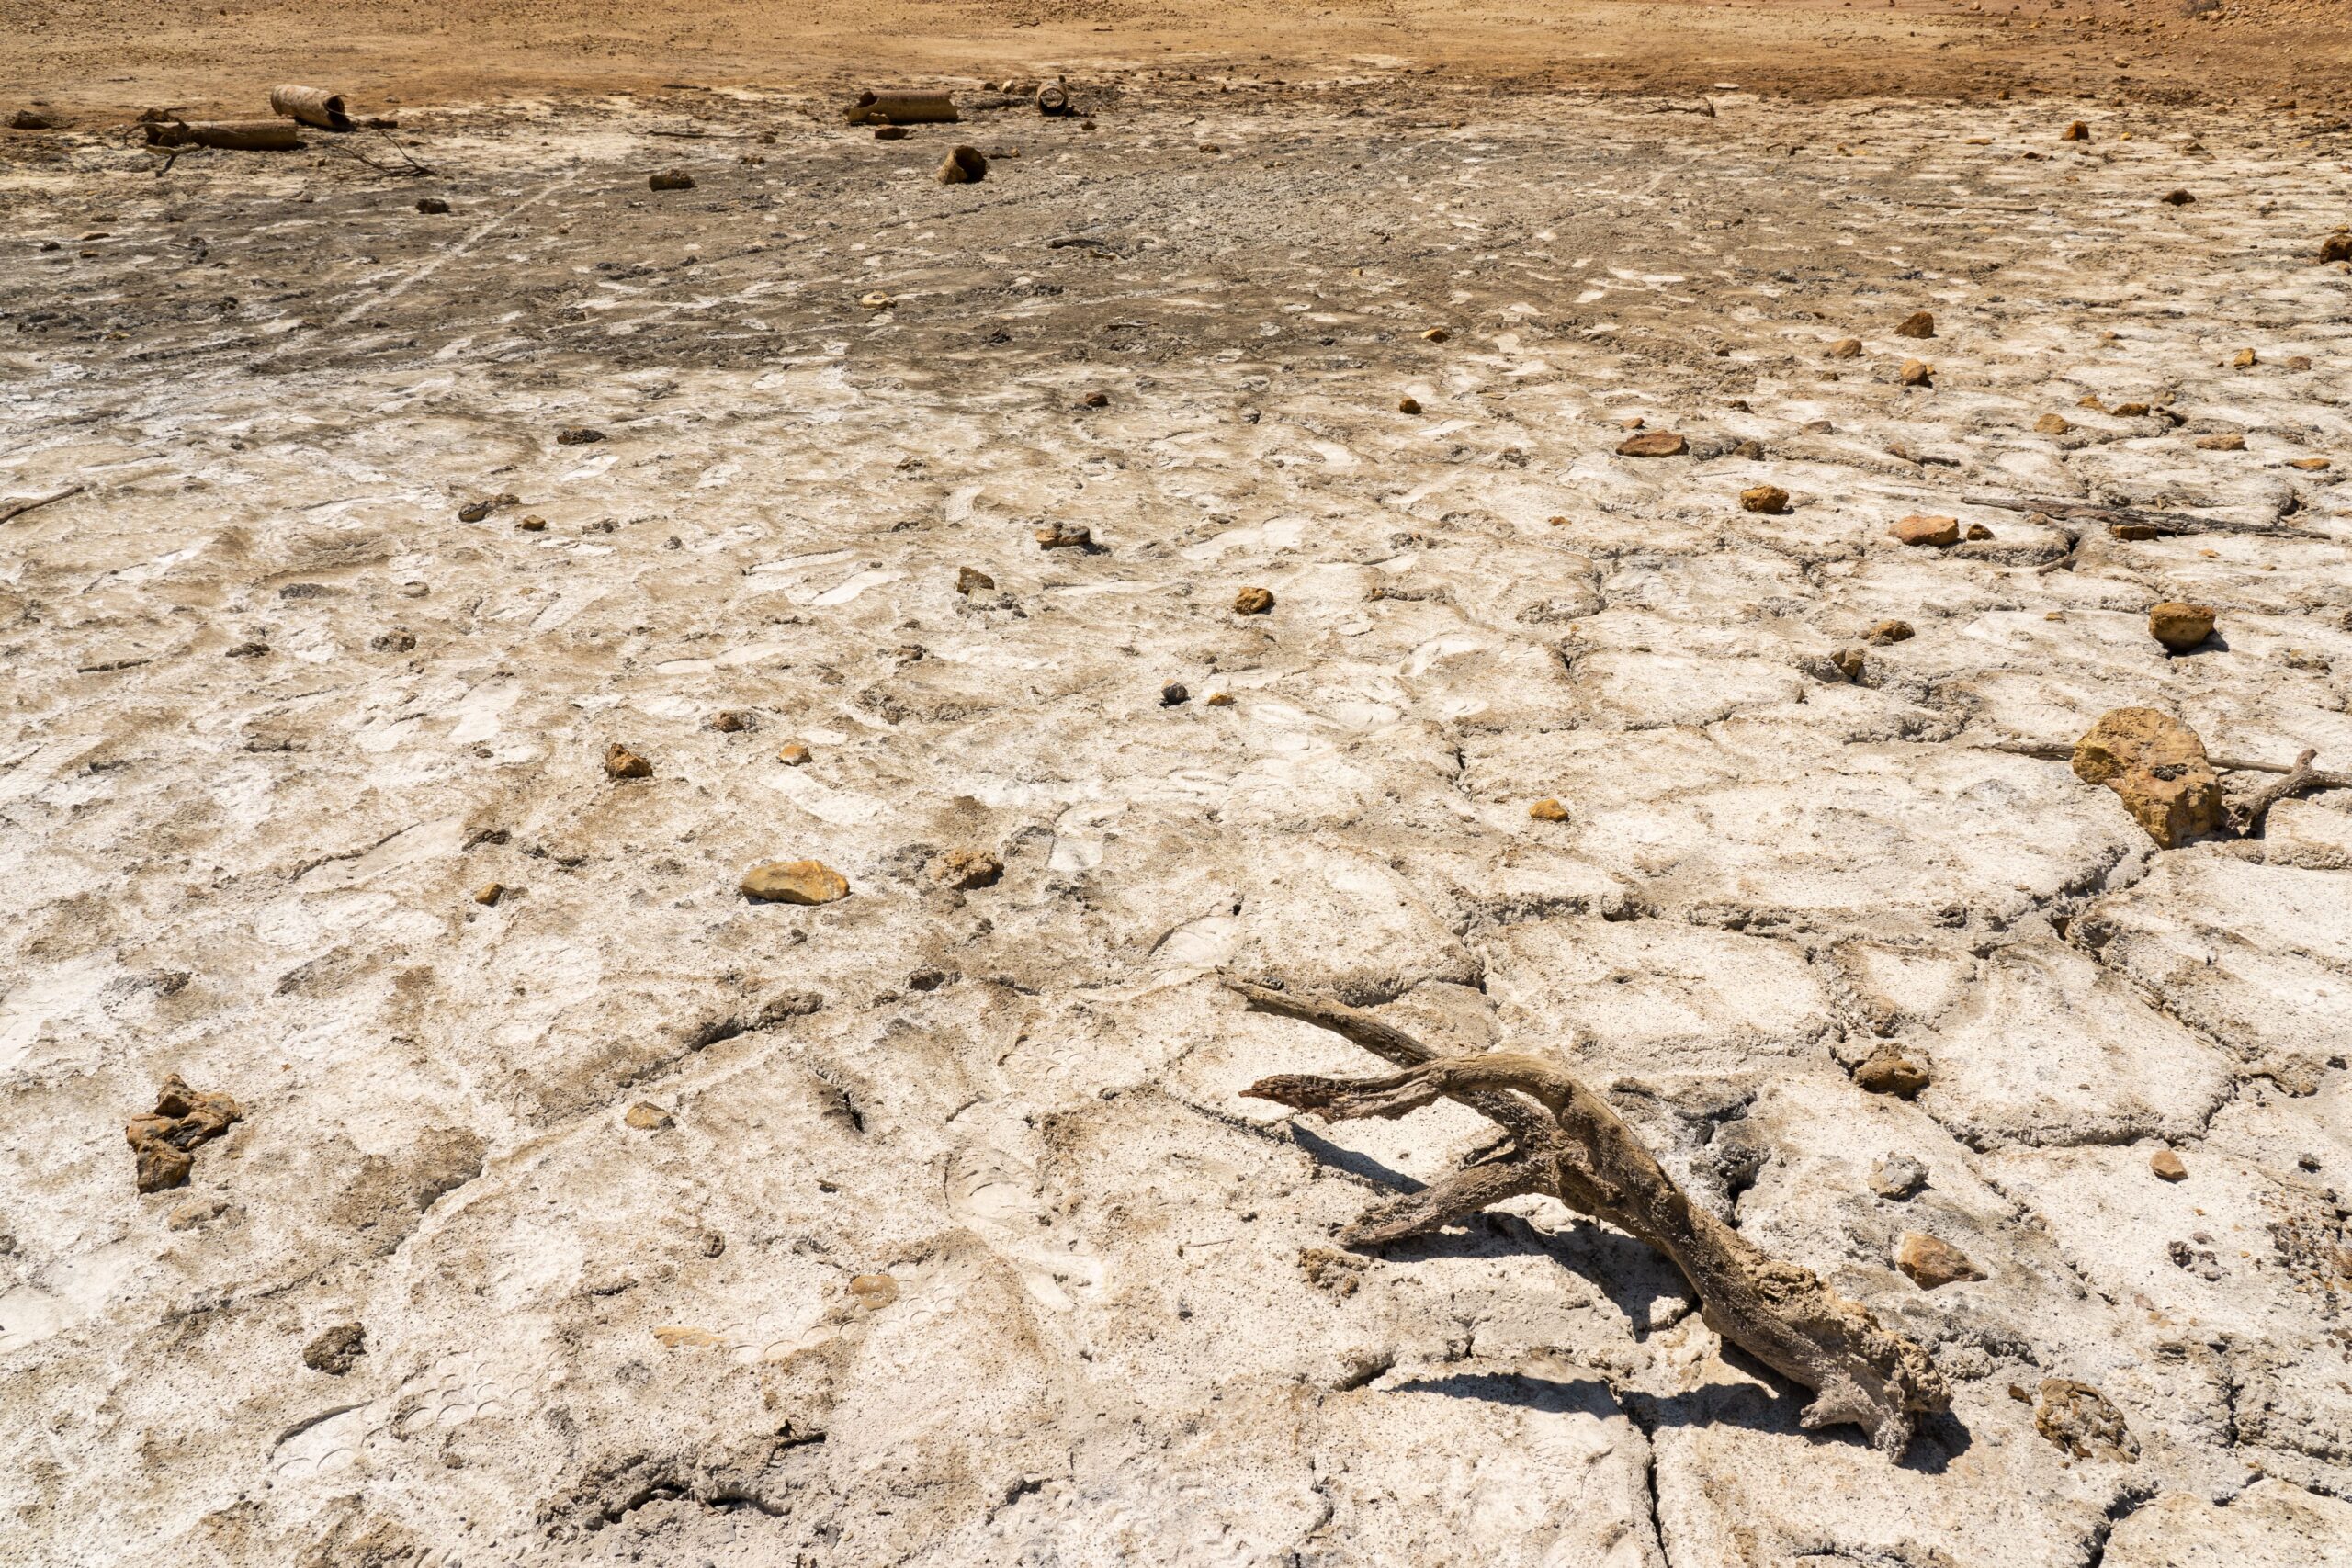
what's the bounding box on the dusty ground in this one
[6,0,2352,114]
[5,21,2352,1568]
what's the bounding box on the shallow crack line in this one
[333,172,580,326]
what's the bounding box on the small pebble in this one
[1234,585,1275,615]
[1528,797,1569,822]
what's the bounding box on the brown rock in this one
[126,1075,243,1194]
[2323,231,2352,265]
[648,170,695,191]
[848,1273,899,1309]
[1897,358,1934,388]
[1616,431,1688,457]
[2063,120,2090,141]
[934,848,1003,891]
[1865,619,1915,646]
[472,881,504,907]
[2151,1147,2188,1181]
[515,514,547,532]
[604,743,652,780]
[1740,484,1790,514]
[1234,585,1275,615]
[2194,434,2245,452]
[2113,401,2151,416]
[2230,348,2257,368]
[710,709,752,733]
[874,125,910,141]
[1396,395,1422,414]
[1827,336,1863,358]
[956,566,995,595]
[741,859,851,905]
[2034,1379,2140,1462]
[1890,514,1960,547]
[1830,647,1867,683]
[2036,413,2071,435]
[1894,310,1936,339]
[369,629,416,653]
[302,1324,366,1375]
[775,741,813,766]
[1964,523,1994,541]
[2161,187,2194,207]
[2071,707,2224,848]
[1420,327,1450,343]
[556,426,605,446]
[2289,457,2332,471]
[1894,1232,1985,1289]
[1856,1051,1931,1099]
[1528,797,1569,822]
[2148,602,2215,652]
[416,197,451,215]
[1035,521,1092,550]
[624,1102,674,1131]
[1205,692,1235,706]
[1079,389,1110,409]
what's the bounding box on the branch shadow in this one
[1390,1364,1973,1473]
[1289,1125,1693,1334]
[1288,1130,1974,1472]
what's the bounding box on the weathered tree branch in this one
[1232,980,1950,1458]
[1960,491,2329,540]
[2237,748,2322,836]
[1984,737,2348,788]
[0,484,85,525]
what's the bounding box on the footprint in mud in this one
[945,1136,1103,1313]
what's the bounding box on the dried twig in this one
[1230,980,1949,1457]
[0,484,85,525]
[1983,737,2346,785]
[1961,491,2329,541]
[2238,749,2323,835]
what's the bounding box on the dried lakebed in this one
[3,78,2351,1567]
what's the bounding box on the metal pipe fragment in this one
[845,90,957,126]
[142,119,300,150]
[269,84,354,131]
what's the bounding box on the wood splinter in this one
[1229,979,1949,1458]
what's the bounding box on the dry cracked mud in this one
[4,66,2352,1568]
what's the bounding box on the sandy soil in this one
[4,7,2352,1568]
[5,0,2352,116]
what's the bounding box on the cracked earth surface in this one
[4,71,2352,1568]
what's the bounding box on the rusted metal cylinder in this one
[269,84,353,131]
[845,90,957,126]
[1035,82,1070,116]
[143,119,300,150]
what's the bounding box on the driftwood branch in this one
[0,484,85,525]
[1230,980,1950,1457]
[1984,738,2348,790]
[1961,492,2329,541]
[2238,749,2323,835]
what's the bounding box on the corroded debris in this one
[302,1323,366,1375]
[933,848,1002,890]
[126,1075,243,1193]
[741,859,851,904]
[2034,1378,2140,1462]
[1894,1232,1984,1289]
[2147,601,2215,651]
[2071,706,2223,848]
